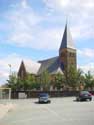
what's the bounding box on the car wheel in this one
[48,100,51,103]
[89,98,92,101]
[77,98,81,101]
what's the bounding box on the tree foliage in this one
[64,66,83,88]
[84,71,94,89]
[7,72,18,90]
[7,73,41,90]
[55,73,65,90]
[6,69,94,91]
[40,70,51,90]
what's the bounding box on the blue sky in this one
[0,0,94,85]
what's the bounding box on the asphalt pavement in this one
[0,97,94,125]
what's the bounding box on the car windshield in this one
[39,93,48,97]
[80,91,90,95]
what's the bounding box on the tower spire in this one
[18,60,27,79]
[59,22,75,53]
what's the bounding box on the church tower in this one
[59,23,76,72]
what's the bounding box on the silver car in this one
[38,93,51,103]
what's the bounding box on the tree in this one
[20,74,41,90]
[55,73,65,90]
[64,66,83,89]
[7,73,41,91]
[40,70,51,90]
[7,72,18,90]
[84,71,94,89]
[26,74,36,89]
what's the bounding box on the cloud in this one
[2,0,63,50]
[43,0,94,24]
[43,0,94,39]
[0,53,41,85]
[0,53,20,85]
[0,0,94,52]
[2,0,64,50]
[78,63,94,74]
[0,0,93,51]
[2,0,43,46]
[29,28,63,50]
[0,53,23,84]
[43,0,94,14]
[21,0,29,9]
[78,48,94,58]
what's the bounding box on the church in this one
[18,23,77,79]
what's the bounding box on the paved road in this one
[0,97,94,125]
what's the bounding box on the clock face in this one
[60,62,64,70]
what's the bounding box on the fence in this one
[11,90,82,99]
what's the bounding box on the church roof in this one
[38,56,63,74]
[18,60,41,75]
[18,56,63,75]
[59,23,75,51]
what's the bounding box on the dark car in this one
[76,91,92,101]
[38,93,51,103]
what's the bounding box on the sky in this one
[0,0,94,85]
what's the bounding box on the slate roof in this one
[38,56,63,74]
[18,60,41,75]
[18,57,63,75]
[59,23,75,51]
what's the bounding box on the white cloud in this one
[0,53,20,85]
[43,0,94,40]
[43,0,94,24]
[30,28,62,50]
[4,0,43,46]
[0,53,41,85]
[21,0,28,9]
[0,0,94,51]
[43,0,94,13]
[78,63,94,74]
[4,0,64,50]
[5,0,64,50]
[78,48,94,58]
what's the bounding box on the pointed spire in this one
[18,60,27,79]
[59,22,75,51]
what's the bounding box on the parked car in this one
[76,91,92,101]
[38,93,51,103]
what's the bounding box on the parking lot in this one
[0,97,94,125]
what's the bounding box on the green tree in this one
[40,70,51,90]
[84,71,94,89]
[27,74,41,90]
[26,74,36,89]
[55,73,65,90]
[7,72,41,91]
[64,66,83,89]
[7,72,18,90]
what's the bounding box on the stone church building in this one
[18,23,76,79]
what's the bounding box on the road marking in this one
[42,106,63,119]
